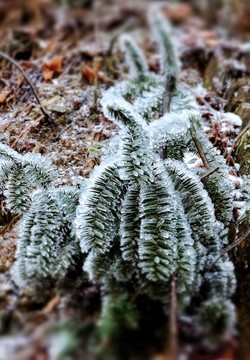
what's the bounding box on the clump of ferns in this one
[13,186,83,291]
[0,142,82,291]
[0,143,56,216]
[75,12,239,348]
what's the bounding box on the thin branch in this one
[0,214,20,236]
[0,50,50,119]
[11,115,44,149]
[190,129,210,170]
[232,123,250,149]
[201,166,220,180]
[209,229,250,269]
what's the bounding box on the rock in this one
[235,103,250,129]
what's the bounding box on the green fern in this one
[13,186,81,288]
[0,143,56,214]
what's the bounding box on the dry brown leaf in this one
[42,55,63,81]
[82,65,95,84]
[0,89,10,103]
[82,65,106,84]
[163,4,192,22]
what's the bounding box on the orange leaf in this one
[42,68,55,81]
[82,65,95,84]
[42,55,63,81]
[0,89,9,104]
[46,55,63,72]
[163,4,192,22]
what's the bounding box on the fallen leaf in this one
[42,55,63,81]
[0,89,10,103]
[163,4,192,22]
[82,65,95,84]
[82,65,106,84]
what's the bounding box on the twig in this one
[190,129,210,170]
[225,124,250,165]
[11,115,44,149]
[209,229,250,269]
[0,214,20,236]
[0,50,50,119]
[232,123,250,150]
[201,166,220,180]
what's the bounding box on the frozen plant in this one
[0,143,56,214]
[74,10,241,349]
[0,143,82,289]
[13,186,82,288]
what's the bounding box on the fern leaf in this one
[190,119,233,224]
[5,163,31,213]
[149,113,190,157]
[76,163,123,255]
[175,197,197,298]
[150,12,179,80]
[84,250,115,281]
[120,184,141,264]
[120,34,148,77]
[23,153,57,188]
[0,142,22,162]
[198,298,236,338]
[164,159,216,243]
[101,94,148,131]
[138,163,178,282]
[13,189,80,287]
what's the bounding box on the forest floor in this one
[0,1,250,359]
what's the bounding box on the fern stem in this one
[209,229,250,269]
[11,115,43,149]
[190,129,210,169]
[232,123,250,150]
[201,166,220,180]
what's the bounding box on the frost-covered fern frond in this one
[76,162,124,255]
[102,75,165,122]
[101,95,153,184]
[0,143,56,214]
[149,113,190,157]
[120,184,140,265]
[189,118,233,224]
[101,94,148,130]
[138,162,178,282]
[197,298,236,339]
[0,143,23,162]
[13,186,81,288]
[22,152,56,189]
[120,34,148,77]
[164,159,216,243]
[72,13,242,343]
[150,11,179,81]
[170,87,200,115]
